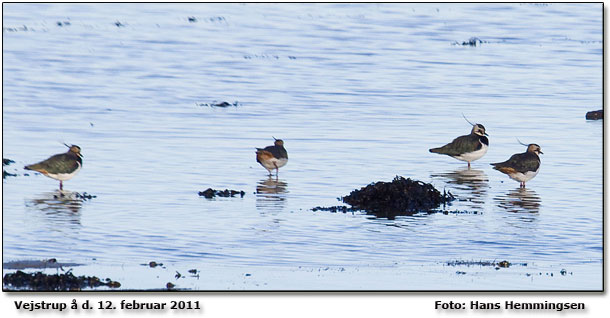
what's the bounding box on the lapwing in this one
[24,144,83,190]
[256,138,288,176]
[491,141,542,188]
[429,115,489,168]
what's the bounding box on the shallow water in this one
[2,3,602,290]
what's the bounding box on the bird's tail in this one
[24,163,45,173]
[429,147,443,154]
[490,162,503,171]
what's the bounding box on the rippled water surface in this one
[2,3,602,290]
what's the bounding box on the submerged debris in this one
[311,206,355,213]
[51,192,96,200]
[3,171,17,179]
[446,260,527,268]
[453,37,487,46]
[585,109,603,120]
[197,101,240,108]
[440,209,480,215]
[244,54,279,60]
[3,158,17,179]
[3,25,30,32]
[74,192,97,200]
[198,188,246,199]
[208,16,226,23]
[186,16,225,23]
[243,54,296,60]
[3,270,120,291]
[340,176,454,219]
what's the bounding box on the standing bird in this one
[24,144,83,190]
[429,116,489,169]
[491,142,542,188]
[256,138,288,176]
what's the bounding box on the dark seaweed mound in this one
[3,270,120,291]
[341,176,454,219]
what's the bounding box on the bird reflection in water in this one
[494,187,541,214]
[430,168,489,209]
[25,191,84,226]
[255,177,288,212]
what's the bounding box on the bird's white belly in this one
[46,164,81,181]
[508,167,539,183]
[454,143,488,162]
[261,158,288,170]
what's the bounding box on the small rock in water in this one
[199,188,216,198]
[107,281,121,288]
[198,188,245,198]
[188,16,197,22]
[585,109,603,120]
[215,101,232,107]
[497,260,510,268]
[148,261,163,268]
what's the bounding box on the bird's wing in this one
[25,153,80,174]
[431,134,480,156]
[492,153,539,173]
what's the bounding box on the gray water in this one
[2,3,602,290]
